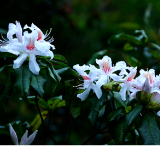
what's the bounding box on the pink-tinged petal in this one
[91,83,102,99]
[119,83,127,101]
[24,130,38,145]
[13,52,28,69]
[127,67,137,81]
[77,87,91,101]
[29,54,40,75]
[96,56,112,74]
[73,64,90,79]
[20,130,28,145]
[9,124,18,145]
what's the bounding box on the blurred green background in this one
[0,0,160,145]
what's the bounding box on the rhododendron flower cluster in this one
[73,55,160,112]
[0,21,55,75]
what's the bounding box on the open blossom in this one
[0,21,55,75]
[119,67,137,101]
[9,123,38,145]
[130,69,156,100]
[96,56,126,88]
[73,64,102,101]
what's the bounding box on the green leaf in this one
[14,66,31,99]
[123,43,134,51]
[38,98,49,109]
[0,52,17,58]
[123,54,141,67]
[31,74,46,97]
[108,108,124,121]
[30,111,48,132]
[0,64,13,73]
[88,93,106,125]
[47,96,66,110]
[113,91,128,108]
[114,105,143,142]
[54,54,67,63]
[48,66,61,82]
[138,113,160,145]
[109,33,142,45]
[87,50,107,65]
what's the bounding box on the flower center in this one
[102,61,110,73]
[144,72,153,84]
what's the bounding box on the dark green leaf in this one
[123,54,141,67]
[54,54,67,63]
[108,108,124,121]
[88,93,106,125]
[0,52,17,58]
[0,64,13,73]
[114,105,143,142]
[14,66,31,99]
[113,91,128,108]
[139,113,160,145]
[31,74,46,97]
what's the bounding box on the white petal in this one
[13,53,28,69]
[110,73,123,82]
[77,87,91,101]
[91,83,102,99]
[96,75,107,88]
[20,130,28,145]
[9,124,18,145]
[7,23,16,41]
[119,83,127,101]
[157,111,160,116]
[29,54,40,75]
[24,130,38,145]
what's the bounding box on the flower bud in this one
[141,78,151,104]
[146,92,160,111]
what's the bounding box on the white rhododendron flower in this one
[96,56,127,88]
[119,67,137,101]
[73,64,102,101]
[0,21,55,75]
[9,123,38,145]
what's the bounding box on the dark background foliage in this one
[0,0,160,145]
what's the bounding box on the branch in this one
[35,94,58,145]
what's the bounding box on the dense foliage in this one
[1,0,160,145]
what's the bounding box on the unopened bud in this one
[146,92,160,111]
[141,78,151,104]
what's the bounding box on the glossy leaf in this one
[14,66,31,99]
[54,54,67,63]
[138,113,160,145]
[88,93,106,125]
[114,105,143,142]
[113,91,128,108]
[30,74,46,98]
[108,108,124,121]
